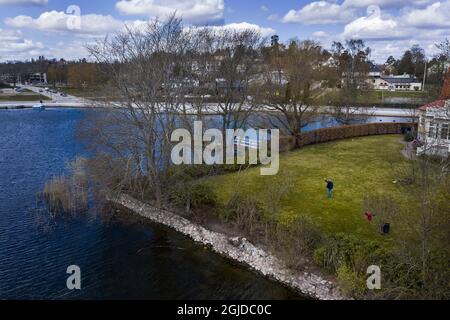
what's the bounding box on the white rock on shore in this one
[112,194,347,300]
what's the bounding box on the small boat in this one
[32,102,45,111]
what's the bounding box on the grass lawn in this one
[0,94,51,102]
[206,135,411,245]
[59,87,108,99]
[60,87,90,97]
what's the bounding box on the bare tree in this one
[85,15,195,206]
[203,29,266,136]
[81,16,270,204]
[258,40,327,147]
[331,40,372,125]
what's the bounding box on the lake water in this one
[0,108,303,300]
[0,108,409,299]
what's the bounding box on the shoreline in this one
[111,194,347,300]
[0,102,419,118]
[0,102,91,109]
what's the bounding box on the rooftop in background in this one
[419,99,447,111]
[381,74,421,84]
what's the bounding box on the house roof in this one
[381,76,420,84]
[419,99,446,111]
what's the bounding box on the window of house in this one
[420,116,426,127]
[441,123,449,140]
[429,122,437,138]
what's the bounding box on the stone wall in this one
[112,194,347,300]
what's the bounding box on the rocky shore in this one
[113,194,346,300]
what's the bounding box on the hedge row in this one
[280,122,418,151]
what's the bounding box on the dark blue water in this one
[302,115,413,132]
[0,108,303,300]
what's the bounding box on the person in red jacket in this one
[365,212,374,222]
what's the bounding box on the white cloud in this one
[207,22,275,37]
[0,29,44,60]
[260,5,268,12]
[42,41,91,60]
[340,4,450,62]
[5,11,125,36]
[312,31,329,38]
[342,6,403,40]
[0,28,23,42]
[403,1,450,28]
[282,1,357,25]
[342,3,450,41]
[115,0,224,24]
[0,0,47,5]
[342,0,431,9]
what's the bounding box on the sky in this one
[0,0,449,63]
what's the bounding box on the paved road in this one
[23,85,86,105]
[0,87,422,117]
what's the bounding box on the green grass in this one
[59,87,88,96]
[206,135,411,244]
[59,87,105,98]
[0,94,50,102]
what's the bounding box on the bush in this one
[273,216,323,268]
[314,233,384,273]
[313,246,327,266]
[224,194,266,236]
[169,182,217,211]
[336,263,367,298]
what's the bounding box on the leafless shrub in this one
[272,216,322,269]
[257,40,327,146]
[226,194,264,237]
[263,171,294,218]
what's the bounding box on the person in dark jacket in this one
[325,179,334,198]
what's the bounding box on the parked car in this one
[60,93,67,97]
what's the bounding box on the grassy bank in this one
[206,135,409,243]
[202,134,448,299]
[0,94,51,102]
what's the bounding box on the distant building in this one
[271,35,279,47]
[417,71,450,156]
[29,72,47,84]
[0,73,17,84]
[369,73,422,91]
[215,78,245,93]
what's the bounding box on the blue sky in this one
[1,0,449,62]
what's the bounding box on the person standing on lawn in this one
[325,179,334,199]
